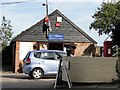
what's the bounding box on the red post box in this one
[103,41,112,57]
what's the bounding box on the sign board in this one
[57,17,62,22]
[54,58,72,88]
[48,34,64,41]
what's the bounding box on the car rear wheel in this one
[31,68,43,79]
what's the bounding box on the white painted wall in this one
[19,42,33,60]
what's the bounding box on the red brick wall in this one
[14,41,20,73]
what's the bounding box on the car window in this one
[34,52,41,58]
[57,52,67,57]
[55,52,67,59]
[41,52,55,60]
[23,52,30,61]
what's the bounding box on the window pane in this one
[57,52,67,57]
[41,52,55,60]
[34,52,41,58]
[23,52,30,61]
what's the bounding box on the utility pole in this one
[42,0,52,38]
[45,0,49,16]
[42,0,49,38]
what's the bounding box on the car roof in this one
[29,50,67,53]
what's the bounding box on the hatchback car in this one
[23,50,67,79]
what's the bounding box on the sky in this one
[0,0,112,46]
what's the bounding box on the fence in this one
[62,57,118,83]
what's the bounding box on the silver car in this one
[23,50,67,79]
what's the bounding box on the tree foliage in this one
[90,1,120,46]
[0,16,13,50]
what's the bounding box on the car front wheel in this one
[31,68,43,79]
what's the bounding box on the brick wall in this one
[14,41,20,73]
[62,57,118,83]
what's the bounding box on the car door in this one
[40,52,59,74]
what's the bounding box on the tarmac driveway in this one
[1,72,55,89]
[0,72,119,89]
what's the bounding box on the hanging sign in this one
[57,17,62,22]
[55,22,60,27]
[48,34,64,41]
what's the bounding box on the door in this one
[49,43,63,50]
